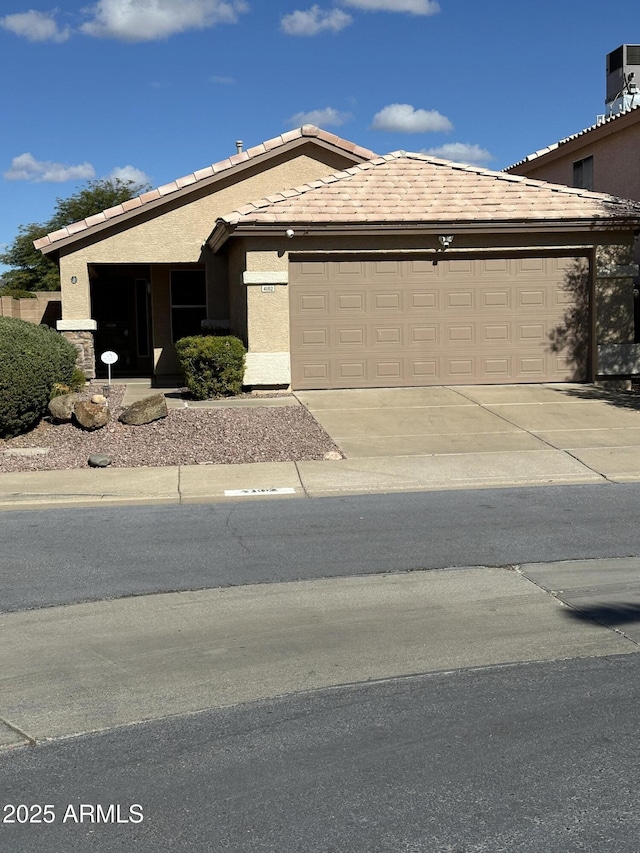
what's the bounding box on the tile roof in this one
[504,105,640,171]
[33,126,377,252]
[216,151,640,229]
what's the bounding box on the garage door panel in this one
[483,324,511,343]
[447,324,475,344]
[376,327,402,344]
[336,293,365,312]
[374,361,403,380]
[290,256,588,389]
[413,359,439,378]
[447,291,475,309]
[298,293,328,312]
[338,362,367,380]
[411,326,438,344]
[301,361,330,381]
[338,327,366,345]
[411,291,439,309]
[518,289,547,308]
[483,290,511,309]
[483,357,512,378]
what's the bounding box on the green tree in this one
[0,177,150,293]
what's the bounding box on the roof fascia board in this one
[209,219,639,253]
[215,218,640,239]
[38,135,374,256]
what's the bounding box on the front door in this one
[91,269,152,377]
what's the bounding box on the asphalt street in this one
[4,484,640,851]
[4,482,640,612]
[2,655,640,852]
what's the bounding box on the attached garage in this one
[289,255,587,390]
[209,148,640,391]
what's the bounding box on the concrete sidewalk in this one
[0,452,612,510]
[3,382,640,509]
[2,561,638,747]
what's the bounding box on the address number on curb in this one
[224,488,296,497]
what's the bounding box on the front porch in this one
[63,261,226,380]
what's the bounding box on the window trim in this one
[572,155,594,191]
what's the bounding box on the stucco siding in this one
[508,115,640,202]
[61,153,352,267]
[246,284,290,352]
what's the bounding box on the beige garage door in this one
[289,256,588,390]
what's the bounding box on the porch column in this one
[57,319,98,379]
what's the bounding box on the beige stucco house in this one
[35,125,640,390]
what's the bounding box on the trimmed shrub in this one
[175,334,246,400]
[0,317,79,437]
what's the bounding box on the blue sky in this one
[0,0,637,273]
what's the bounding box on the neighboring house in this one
[35,126,640,389]
[505,105,640,210]
[505,45,640,371]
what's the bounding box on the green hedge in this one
[0,317,79,437]
[175,335,246,400]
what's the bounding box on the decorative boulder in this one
[119,393,168,426]
[73,400,109,431]
[91,394,107,404]
[48,393,81,422]
[88,452,111,468]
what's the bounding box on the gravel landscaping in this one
[0,385,343,472]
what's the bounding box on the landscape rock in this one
[119,393,168,426]
[91,394,107,404]
[73,400,109,431]
[88,453,111,468]
[48,393,81,422]
[323,450,343,460]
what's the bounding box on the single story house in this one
[35,125,640,389]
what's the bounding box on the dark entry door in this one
[91,272,152,377]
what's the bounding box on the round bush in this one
[175,335,246,400]
[0,317,79,437]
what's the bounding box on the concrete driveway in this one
[296,384,640,487]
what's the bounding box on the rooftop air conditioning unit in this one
[606,44,640,105]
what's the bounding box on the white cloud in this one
[422,143,495,166]
[108,165,151,185]
[342,0,439,14]
[371,104,453,133]
[81,0,248,42]
[281,5,352,36]
[286,107,353,128]
[210,75,235,84]
[0,10,71,42]
[4,153,96,183]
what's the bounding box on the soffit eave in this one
[209,217,640,252]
